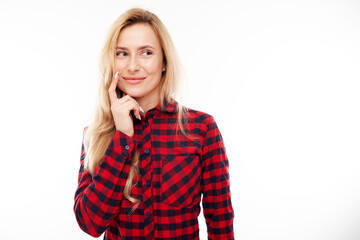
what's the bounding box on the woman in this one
[73,8,234,240]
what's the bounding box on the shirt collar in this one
[155,97,179,114]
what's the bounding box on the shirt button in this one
[150,109,155,114]
[144,121,149,127]
[125,145,130,150]
[146,181,151,186]
[145,149,149,154]
[146,212,151,217]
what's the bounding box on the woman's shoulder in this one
[183,106,224,141]
[184,106,217,125]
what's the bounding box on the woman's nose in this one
[127,56,140,72]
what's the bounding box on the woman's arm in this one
[201,115,235,240]
[73,127,136,237]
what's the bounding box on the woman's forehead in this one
[117,23,161,49]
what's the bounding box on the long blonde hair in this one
[83,8,189,213]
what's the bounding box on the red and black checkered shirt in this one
[73,98,234,239]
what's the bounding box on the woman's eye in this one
[116,52,127,56]
[141,50,152,56]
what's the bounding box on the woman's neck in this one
[135,90,161,116]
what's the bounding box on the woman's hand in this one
[108,72,144,137]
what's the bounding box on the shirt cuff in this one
[110,130,136,158]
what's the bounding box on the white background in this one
[0,0,359,239]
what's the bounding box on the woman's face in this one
[114,23,164,101]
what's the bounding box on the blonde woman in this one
[73,8,234,240]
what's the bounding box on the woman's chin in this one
[123,90,145,98]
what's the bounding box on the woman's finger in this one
[115,89,143,120]
[108,71,119,104]
[125,97,143,120]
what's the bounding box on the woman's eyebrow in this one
[138,45,155,50]
[116,45,155,50]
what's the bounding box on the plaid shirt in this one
[73,98,234,239]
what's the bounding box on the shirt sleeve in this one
[73,127,136,237]
[201,115,235,240]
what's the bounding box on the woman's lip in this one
[123,77,146,80]
[123,77,145,85]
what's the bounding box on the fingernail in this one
[138,115,141,120]
[115,71,118,78]
[139,107,144,113]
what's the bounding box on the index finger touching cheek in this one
[109,71,119,103]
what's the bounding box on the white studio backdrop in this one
[0,0,359,239]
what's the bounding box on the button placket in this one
[141,108,154,234]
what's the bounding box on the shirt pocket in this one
[161,154,201,208]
